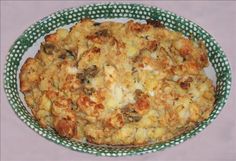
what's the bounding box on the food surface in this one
[20,19,215,145]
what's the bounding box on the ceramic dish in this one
[4,3,231,156]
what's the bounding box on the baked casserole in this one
[19,19,215,145]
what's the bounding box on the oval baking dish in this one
[4,3,231,156]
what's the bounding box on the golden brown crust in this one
[20,58,42,92]
[19,19,215,145]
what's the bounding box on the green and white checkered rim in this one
[4,3,232,156]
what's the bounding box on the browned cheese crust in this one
[20,19,215,145]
